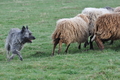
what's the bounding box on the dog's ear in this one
[21,26,25,33]
[26,26,28,29]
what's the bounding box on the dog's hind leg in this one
[6,44,10,59]
[6,51,10,60]
[9,54,16,61]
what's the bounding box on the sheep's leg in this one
[84,41,89,48]
[65,44,70,53]
[109,40,113,45]
[102,40,105,44]
[78,44,81,49]
[58,41,62,54]
[52,40,59,56]
[95,36,104,50]
[90,35,94,49]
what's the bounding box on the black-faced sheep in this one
[92,13,120,50]
[51,14,89,55]
[104,6,114,12]
[81,7,113,49]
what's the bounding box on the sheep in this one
[114,6,120,12]
[81,7,114,35]
[102,6,120,44]
[102,6,120,45]
[81,7,113,49]
[105,6,120,44]
[92,12,120,50]
[51,14,89,56]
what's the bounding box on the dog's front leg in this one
[17,50,23,61]
[11,50,23,61]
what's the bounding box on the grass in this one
[0,0,120,80]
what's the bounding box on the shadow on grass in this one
[109,45,120,51]
[25,41,120,59]
[26,51,52,58]
[103,40,120,51]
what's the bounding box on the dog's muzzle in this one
[24,36,35,43]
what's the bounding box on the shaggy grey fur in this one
[5,26,35,61]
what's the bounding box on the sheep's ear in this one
[26,26,28,29]
[21,26,26,33]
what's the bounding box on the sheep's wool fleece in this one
[81,7,112,35]
[52,15,89,45]
[95,13,120,40]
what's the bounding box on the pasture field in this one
[0,0,120,80]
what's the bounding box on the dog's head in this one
[21,26,35,43]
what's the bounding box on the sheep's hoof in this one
[78,46,81,49]
[90,48,94,50]
[65,50,67,53]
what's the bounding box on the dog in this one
[5,26,35,61]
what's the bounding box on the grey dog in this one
[5,26,35,61]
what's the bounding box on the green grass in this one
[0,0,120,80]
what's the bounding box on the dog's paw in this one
[20,58,23,61]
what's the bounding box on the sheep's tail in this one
[91,34,96,41]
